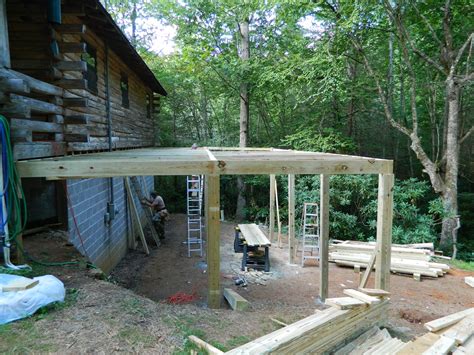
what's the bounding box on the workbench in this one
[234,223,271,272]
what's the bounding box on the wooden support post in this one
[275,178,282,248]
[206,174,221,308]
[288,174,296,264]
[0,0,10,68]
[319,174,330,301]
[269,174,276,242]
[375,173,394,291]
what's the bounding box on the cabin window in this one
[146,93,153,118]
[120,73,129,108]
[81,43,98,93]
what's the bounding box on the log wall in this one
[0,0,161,160]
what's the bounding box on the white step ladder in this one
[186,175,204,257]
[301,202,320,266]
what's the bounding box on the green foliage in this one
[281,128,356,153]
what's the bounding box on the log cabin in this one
[0,0,167,272]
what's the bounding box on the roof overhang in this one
[16,147,393,179]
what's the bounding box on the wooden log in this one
[10,118,63,133]
[0,78,29,94]
[54,61,87,72]
[0,0,10,68]
[0,68,63,96]
[10,94,62,115]
[319,174,330,300]
[188,335,223,355]
[11,129,32,143]
[13,142,66,160]
[64,115,89,124]
[64,134,89,143]
[53,24,86,34]
[57,42,87,54]
[0,102,30,118]
[63,98,89,107]
[223,288,249,311]
[343,289,381,305]
[54,79,87,89]
[425,308,474,332]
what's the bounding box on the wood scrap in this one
[2,278,39,292]
[464,277,474,288]
[223,288,249,311]
[270,318,288,327]
[188,335,223,355]
[358,288,391,297]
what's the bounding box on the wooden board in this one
[358,288,391,297]
[397,333,440,355]
[442,314,474,345]
[465,277,474,288]
[223,288,249,311]
[2,278,39,292]
[238,223,271,247]
[422,335,455,355]
[325,297,367,310]
[188,335,223,355]
[425,308,474,332]
[343,289,381,305]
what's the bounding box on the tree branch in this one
[451,33,474,75]
[460,126,474,145]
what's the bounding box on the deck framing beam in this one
[288,174,296,264]
[319,174,330,301]
[206,174,221,308]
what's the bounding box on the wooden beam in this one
[206,174,221,308]
[188,335,224,355]
[10,94,62,115]
[319,174,329,301]
[0,0,10,68]
[269,174,276,242]
[343,289,381,305]
[288,174,296,264]
[0,78,29,94]
[124,177,149,255]
[223,288,249,311]
[54,79,88,90]
[10,119,63,133]
[0,68,63,96]
[53,24,86,34]
[375,174,394,291]
[54,61,87,72]
[63,98,89,108]
[58,42,87,54]
[275,178,282,247]
[359,251,376,288]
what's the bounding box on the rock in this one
[89,268,105,279]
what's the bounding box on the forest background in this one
[102,0,473,261]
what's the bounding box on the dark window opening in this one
[120,73,129,108]
[146,93,153,118]
[81,43,98,93]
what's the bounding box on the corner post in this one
[0,0,10,68]
[319,174,330,301]
[269,174,275,241]
[206,174,221,308]
[288,174,296,264]
[375,173,394,291]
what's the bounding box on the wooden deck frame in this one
[16,147,394,308]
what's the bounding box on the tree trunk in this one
[439,77,460,251]
[235,18,250,221]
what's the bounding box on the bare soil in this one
[2,214,473,353]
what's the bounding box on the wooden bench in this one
[235,223,271,272]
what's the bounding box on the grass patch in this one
[226,335,251,348]
[120,297,147,317]
[449,259,474,271]
[117,326,155,347]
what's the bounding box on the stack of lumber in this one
[333,326,406,355]
[329,241,450,279]
[396,308,474,354]
[226,290,389,354]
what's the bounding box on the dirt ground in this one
[1,214,473,353]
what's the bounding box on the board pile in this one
[397,308,474,354]
[329,241,450,280]
[333,326,406,354]
[226,289,389,354]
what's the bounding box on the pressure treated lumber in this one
[237,224,270,246]
[2,278,39,292]
[226,300,389,354]
[343,289,381,305]
[425,308,474,332]
[441,314,474,345]
[223,288,249,311]
[124,178,149,255]
[269,174,275,242]
[358,288,391,297]
[375,173,394,291]
[188,335,224,355]
[288,174,296,264]
[465,277,474,287]
[397,332,441,355]
[206,174,221,308]
[325,296,367,310]
[422,335,456,355]
[319,174,329,300]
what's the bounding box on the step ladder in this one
[301,202,320,266]
[186,175,204,257]
[129,176,161,247]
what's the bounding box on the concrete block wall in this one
[67,176,154,273]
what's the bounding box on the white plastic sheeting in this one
[0,274,65,324]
